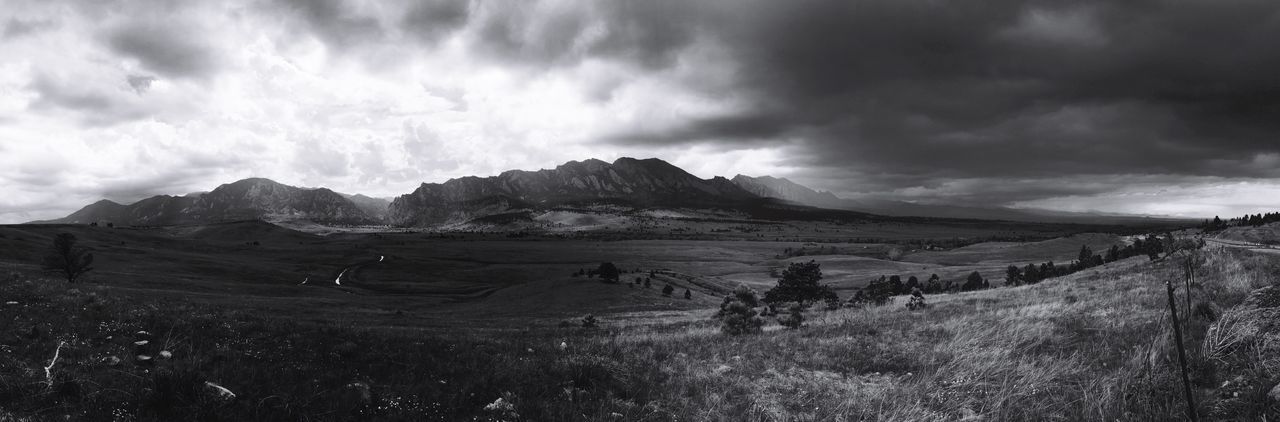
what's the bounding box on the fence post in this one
[1166,279,1198,422]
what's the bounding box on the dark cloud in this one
[126,74,157,94]
[568,0,1280,203]
[272,0,384,50]
[466,0,702,69]
[401,0,470,43]
[106,22,220,78]
[27,74,149,126]
[3,17,56,39]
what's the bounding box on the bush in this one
[596,263,620,283]
[717,287,764,335]
[683,289,692,300]
[662,284,674,296]
[905,288,928,310]
[778,304,804,329]
[581,315,598,328]
[824,295,842,310]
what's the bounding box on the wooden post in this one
[1184,259,1193,321]
[1166,279,1198,422]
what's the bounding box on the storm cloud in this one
[3,0,1280,223]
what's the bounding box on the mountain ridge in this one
[37,157,1190,228]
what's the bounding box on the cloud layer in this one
[2,0,1279,222]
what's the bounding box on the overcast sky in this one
[3,0,1280,223]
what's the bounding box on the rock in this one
[713,364,733,375]
[3,301,17,306]
[103,356,121,366]
[135,355,152,363]
[203,381,236,402]
[1268,383,1280,403]
[133,340,149,346]
[159,351,172,359]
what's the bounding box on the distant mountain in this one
[40,178,378,226]
[343,194,392,221]
[388,158,759,226]
[731,175,843,208]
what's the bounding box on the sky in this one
[2,0,1280,223]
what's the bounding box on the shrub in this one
[824,295,842,310]
[596,262,620,283]
[581,314,598,328]
[905,288,928,310]
[763,260,837,306]
[683,289,692,300]
[662,284,674,296]
[778,304,804,329]
[717,287,764,335]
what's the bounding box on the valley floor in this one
[3,243,1279,420]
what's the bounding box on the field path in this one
[1205,237,1280,254]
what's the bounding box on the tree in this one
[43,233,94,284]
[1105,245,1121,263]
[1023,263,1040,284]
[596,262,620,283]
[887,275,904,295]
[962,271,985,291]
[924,274,942,293]
[762,260,836,305]
[905,275,920,291]
[862,277,894,306]
[1077,245,1094,269]
[1005,265,1022,286]
[662,284,674,296]
[643,277,651,288]
[684,289,692,300]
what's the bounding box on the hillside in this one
[1214,222,1280,245]
[37,178,378,227]
[2,235,1276,420]
[388,158,759,226]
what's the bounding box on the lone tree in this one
[683,288,692,300]
[763,260,836,305]
[43,233,94,283]
[596,262,620,283]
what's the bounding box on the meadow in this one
[4,219,1277,420]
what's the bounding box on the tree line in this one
[1202,212,1280,231]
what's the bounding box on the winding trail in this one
[332,255,387,287]
[1204,237,1280,255]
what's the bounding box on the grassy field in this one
[3,220,1279,420]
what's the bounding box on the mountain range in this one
[34,157,1180,228]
